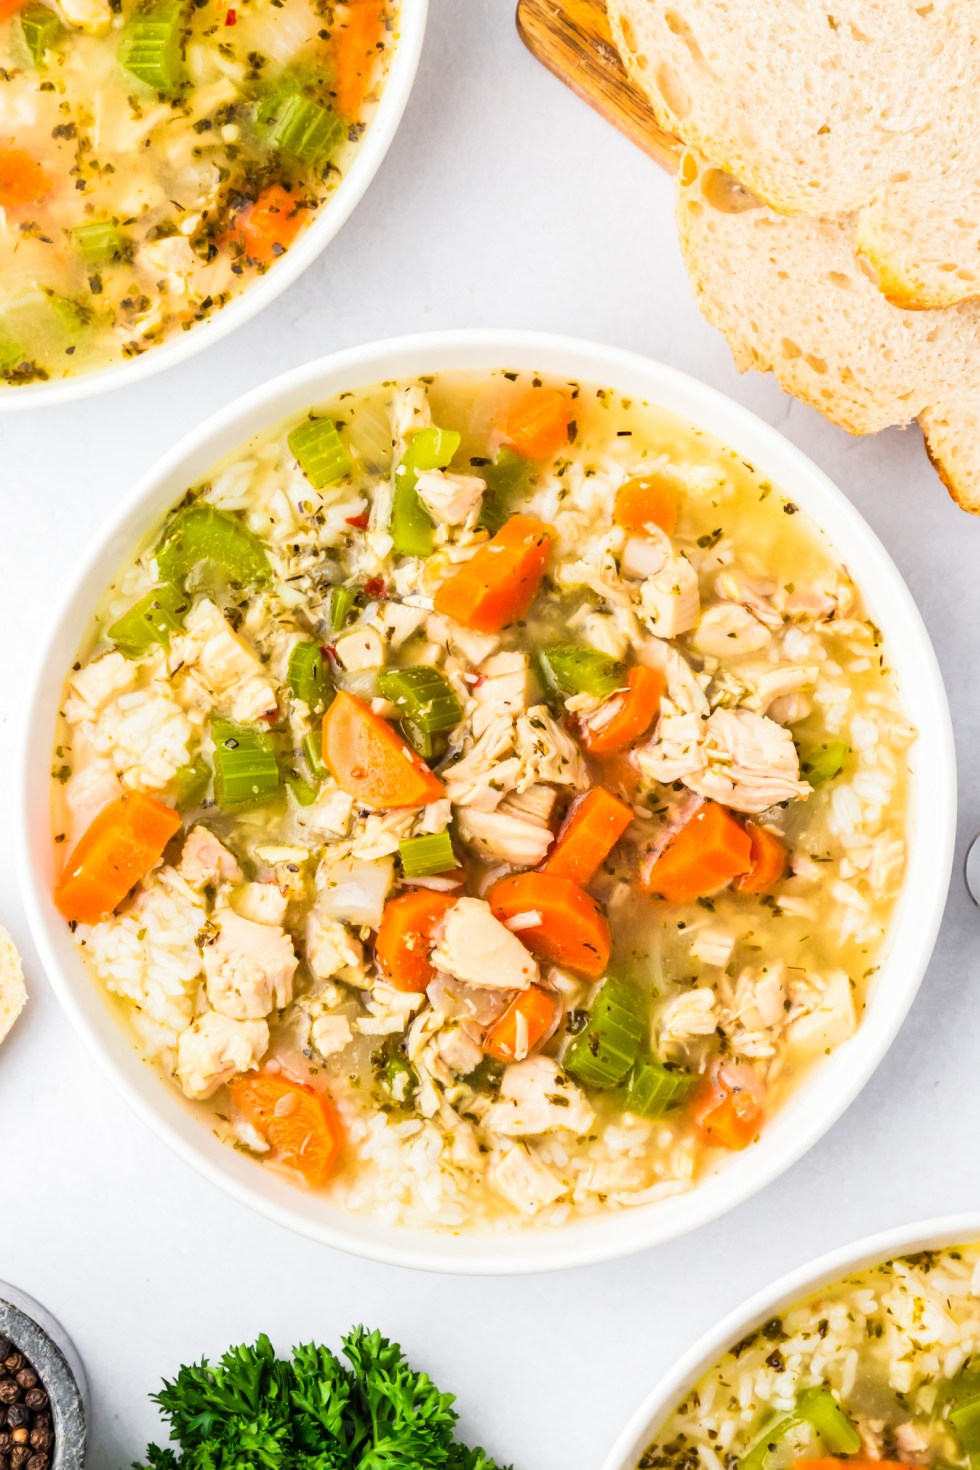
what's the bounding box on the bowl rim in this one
[0,0,428,412]
[16,328,957,1274]
[600,1211,980,1470]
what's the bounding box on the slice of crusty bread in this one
[0,926,26,1044]
[608,0,980,309]
[674,149,980,511]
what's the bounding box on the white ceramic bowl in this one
[0,1,427,412]
[17,330,956,1274]
[602,1212,980,1470]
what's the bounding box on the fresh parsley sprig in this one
[131,1328,509,1470]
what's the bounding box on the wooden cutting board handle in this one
[516,0,681,171]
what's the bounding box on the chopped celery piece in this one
[328,584,357,632]
[377,665,462,734]
[287,640,332,717]
[796,1389,860,1454]
[563,977,646,1090]
[538,643,627,700]
[302,728,329,780]
[286,772,319,807]
[951,1392,980,1453]
[739,1409,802,1470]
[0,290,83,374]
[118,1,185,95]
[212,719,280,812]
[400,719,436,759]
[398,830,456,878]
[288,417,351,489]
[256,87,344,170]
[801,739,849,787]
[107,582,187,657]
[174,756,210,811]
[390,425,461,557]
[624,1058,697,1118]
[73,220,127,269]
[156,505,271,591]
[478,446,535,534]
[13,3,64,67]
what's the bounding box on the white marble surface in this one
[2,3,980,1466]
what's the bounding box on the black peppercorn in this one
[13,1376,35,1396]
[25,1456,48,1470]
[0,1340,11,1362]
[9,1446,29,1470]
[4,1410,27,1433]
[8,1432,26,1449]
[0,1431,9,1452]
[0,1386,19,1407]
[27,1429,50,1453]
[19,1396,43,1416]
[3,1355,24,1376]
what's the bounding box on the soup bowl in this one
[16,330,956,1273]
[0,1,427,412]
[601,1212,980,1470]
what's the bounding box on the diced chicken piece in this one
[436,1023,484,1077]
[431,897,539,990]
[690,923,736,968]
[306,784,355,839]
[456,808,554,867]
[499,783,557,825]
[356,982,424,1036]
[443,712,521,810]
[744,664,820,716]
[733,963,787,1031]
[306,912,364,981]
[787,970,856,1054]
[638,554,700,639]
[63,760,123,843]
[179,827,243,889]
[894,1423,932,1460]
[621,533,669,581]
[491,1143,567,1215]
[715,570,784,631]
[65,651,138,720]
[377,601,427,650]
[693,603,772,657]
[318,855,393,928]
[471,651,530,737]
[391,384,432,448]
[426,611,500,667]
[175,1010,269,1100]
[415,468,486,526]
[773,581,849,622]
[634,704,706,786]
[659,988,717,1047]
[516,706,590,789]
[869,833,905,897]
[769,692,812,726]
[335,624,385,672]
[310,1014,353,1059]
[687,708,811,813]
[575,609,630,660]
[203,911,298,1020]
[184,599,276,722]
[663,647,711,717]
[484,1057,594,1136]
[232,881,288,926]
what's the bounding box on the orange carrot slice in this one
[488,872,610,978]
[734,821,787,894]
[332,0,387,122]
[580,665,665,756]
[484,985,559,1062]
[433,514,552,634]
[693,1064,764,1151]
[614,474,679,536]
[542,787,633,886]
[54,792,181,925]
[499,386,574,460]
[321,691,444,808]
[230,184,305,265]
[229,1072,342,1186]
[0,149,50,207]
[645,801,752,903]
[374,889,457,992]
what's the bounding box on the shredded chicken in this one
[637,553,700,638]
[175,1010,269,1100]
[687,708,812,813]
[182,599,276,722]
[179,827,243,889]
[415,468,485,526]
[456,807,553,867]
[203,910,298,1020]
[490,1143,566,1214]
[693,602,772,657]
[471,651,529,737]
[484,1057,594,1137]
[431,898,539,990]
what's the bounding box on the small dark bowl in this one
[0,1283,86,1470]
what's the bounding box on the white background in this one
[3,2,980,1466]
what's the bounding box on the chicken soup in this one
[51,370,913,1230]
[637,1243,980,1470]
[0,0,397,386]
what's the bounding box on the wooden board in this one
[516,0,680,171]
